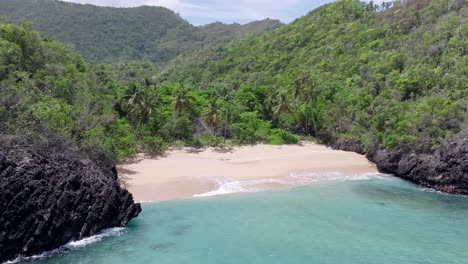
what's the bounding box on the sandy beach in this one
[119,142,378,202]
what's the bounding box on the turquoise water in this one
[22,177,468,264]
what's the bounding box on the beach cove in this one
[9,142,468,264]
[119,142,378,202]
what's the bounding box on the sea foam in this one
[193,178,290,197]
[193,172,387,198]
[4,227,125,263]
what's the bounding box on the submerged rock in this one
[0,149,141,263]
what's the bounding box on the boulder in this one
[0,149,141,263]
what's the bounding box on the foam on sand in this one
[193,172,388,198]
[193,178,290,197]
[120,142,379,202]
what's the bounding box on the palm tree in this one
[267,86,291,126]
[123,84,159,126]
[172,86,194,114]
[215,85,234,137]
[294,71,318,136]
[272,89,291,117]
[203,99,220,129]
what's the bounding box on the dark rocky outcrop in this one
[0,148,141,263]
[366,137,468,195]
[329,138,365,155]
[330,136,468,195]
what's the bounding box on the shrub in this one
[199,133,225,147]
[230,112,271,144]
[141,136,167,156]
[103,119,138,161]
[189,137,204,149]
[267,129,300,145]
[161,114,194,141]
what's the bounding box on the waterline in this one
[15,177,468,264]
[193,172,388,197]
[5,228,125,264]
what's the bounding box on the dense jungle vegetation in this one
[0,0,282,63]
[162,0,467,153]
[0,0,466,162]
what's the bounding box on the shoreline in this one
[119,142,378,202]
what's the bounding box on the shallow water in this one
[19,176,468,264]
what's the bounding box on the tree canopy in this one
[0,0,282,63]
[161,0,467,153]
[1,0,466,162]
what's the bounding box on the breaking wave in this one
[4,227,125,263]
[194,172,387,198]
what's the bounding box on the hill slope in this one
[0,0,282,63]
[1,0,466,195]
[0,22,141,262]
[162,0,467,153]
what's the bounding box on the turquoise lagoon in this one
[20,176,468,264]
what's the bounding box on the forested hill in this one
[162,0,467,154]
[1,0,467,194]
[0,0,282,63]
[201,19,283,43]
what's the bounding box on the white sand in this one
[119,142,378,202]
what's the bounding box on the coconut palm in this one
[294,71,318,136]
[266,86,292,126]
[203,99,220,128]
[172,87,194,114]
[272,89,291,117]
[123,84,159,126]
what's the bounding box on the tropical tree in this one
[172,86,194,114]
[272,89,291,118]
[203,99,220,129]
[294,71,318,136]
[123,83,159,126]
[267,85,292,126]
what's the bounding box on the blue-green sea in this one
[19,176,468,264]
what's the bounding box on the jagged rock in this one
[329,135,468,195]
[329,138,365,154]
[366,137,468,195]
[0,149,141,263]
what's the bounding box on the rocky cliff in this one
[0,148,141,263]
[331,136,468,195]
[366,137,468,195]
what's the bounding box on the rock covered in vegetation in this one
[0,148,141,263]
[365,137,468,195]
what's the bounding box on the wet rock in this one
[0,149,141,263]
[329,135,467,195]
[366,137,468,195]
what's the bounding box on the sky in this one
[61,0,380,25]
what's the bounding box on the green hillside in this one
[1,0,466,163]
[0,0,282,63]
[0,22,127,159]
[201,19,283,43]
[161,0,467,153]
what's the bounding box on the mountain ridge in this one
[0,0,282,63]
